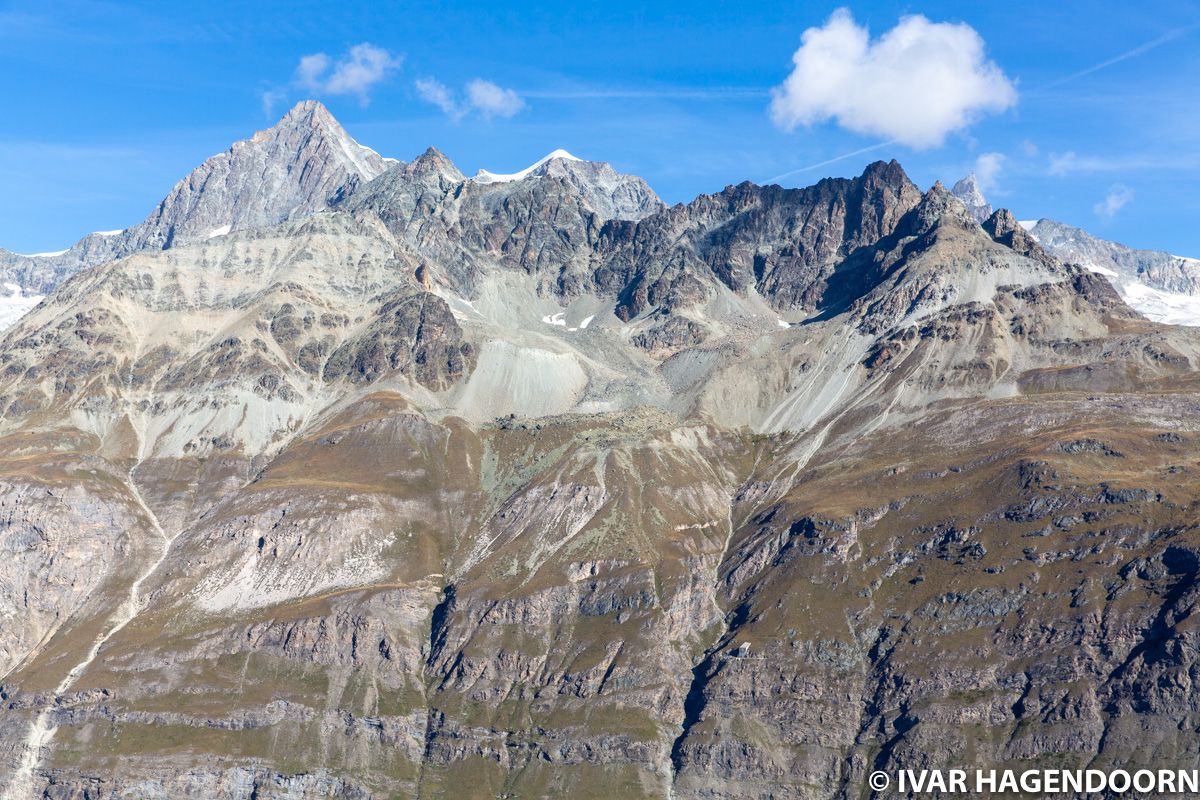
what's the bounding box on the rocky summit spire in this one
[0,100,395,299]
[132,100,393,250]
[951,173,993,223]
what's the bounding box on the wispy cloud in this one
[770,7,1016,149]
[1049,150,1200,175]
[1037,23,1200,92]
[415,78,461,119]
[415,77,526,121]
[260,88,288,117]
[1094,184,1134,219]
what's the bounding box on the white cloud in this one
[466,79,525,119]
[770,8,1017,149]
[296,53,331,91]
[974,152,1005,191]
[295,43,401,105]
[1094,184,1134,219]
[415,77,526,121]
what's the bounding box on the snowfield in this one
[0,284,43,330]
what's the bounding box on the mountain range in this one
[950,173,1200,326]
[2,102,1200,799]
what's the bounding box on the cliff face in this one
[3,107,1200,799]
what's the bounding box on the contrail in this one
[764,141,895,184]
[1037,22,1200,91]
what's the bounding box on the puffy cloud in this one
[415,77,526,121]
[974,152,1005,191]
[770,8,1016,148]
[1094,184,1134,219]
[295,43,401,105]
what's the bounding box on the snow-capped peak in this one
[472,149,583,184]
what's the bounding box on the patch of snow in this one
[207,224,232,239]
[1018,220,1037,232]
[777,318,790,329]
[473,148,583,184]
[543,310,596,332]
[1083,262,1119,279]
[18,249,68,258]
[333,130,392,180]
[93,229,124,237]
[1120,281,1200,327]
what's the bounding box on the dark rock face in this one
[323,291,474,390]
[983,208,1056,267]
[632,315,708,355]
[598,160,924,320]
[345,156,925,323]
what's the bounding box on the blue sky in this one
[1,0,1198,255]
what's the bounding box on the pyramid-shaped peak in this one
[954,172,981,191]
[241,99,392,183]
[951,173,993,224]
[407,146,465,182]
[284,99,331,119]
[253,100,344,143]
